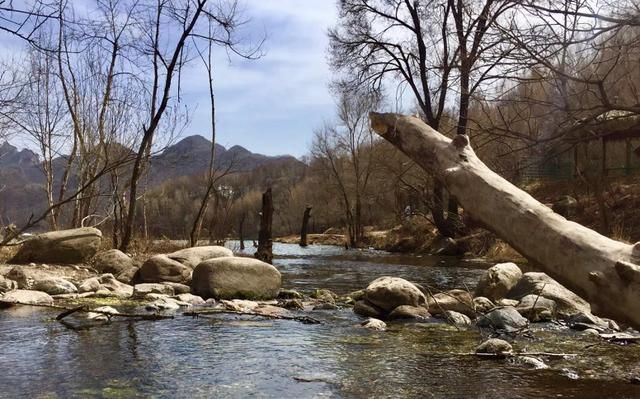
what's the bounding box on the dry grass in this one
[0,245,18,263]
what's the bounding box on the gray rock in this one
[167,246,233,268]
[496,298,519,307]
[280,299,304,310]
[32,277,77,295]
[0,276,18,293]
[162,282,191,294]
[145,297,181,311]
[476,338,512,354]
[278,289,303,299]
[353,300,384,318]
[0,289,53,305]
[137,254,192,285]
[568,312,611,332]
[96,274,133,298]
[473,296,495,313]
[443,310,472,326]
[507,272,590,318]
[174,293,205,305]
[192,256,281,300]
[6,267,37,289]
[427,289,475,318]
[361,318,386,331]
[313,303,338,310]
[78,277,101,293]
[388,305,431,320]
[87,306,119,321]
[364,276,427,313]
[582,328,601,337]
[477,306,529,332]
[516,294,557,322]
[10,227,102,264]
[518,356,548,369]
[116,266,138,285]
[93,249,136,275]
[475,262,522,301]
[132,283,175,299]
[311,289,338,304]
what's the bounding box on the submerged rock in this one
[476,338,512,355]
[361,318,387,331]
[476,306,529,332]
[364,276,427,313]
[192,257,281,300]
[427,289,475,318]
[10,227,102,264]
[475,262,522,301]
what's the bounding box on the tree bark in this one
[370,112,640,328]
[299,206,312,247]
[255,188,273,264]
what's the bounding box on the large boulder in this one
[475,262,522,301]
[93,249,136,277]
[427,289,475,318]
[10,227,102,264]
[364,276,427,313]
[167,246,233,268]
[136,254,192,285]
[507,272,591,318]
[0,290,53,306]
[32,277,77,295]
[191,257,281,300]
[476,306,529,332]
[0,276,17,293]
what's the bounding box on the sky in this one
[181,1,339,158]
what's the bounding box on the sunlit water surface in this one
[1,242,639,398]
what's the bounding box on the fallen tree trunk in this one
[369,112,640,328]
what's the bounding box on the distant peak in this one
[227,145,251,154]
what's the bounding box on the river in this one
[0,243,639,398]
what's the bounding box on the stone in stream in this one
[388,305,431,320]
[0,289,53,306]
[516,294,557,322]
[476,306,529,332]
[10,227,102,264]
[361,318,387,331]
[136,254,193,285]
[84,274,133,298]
[353,300,384,318]
[473,296,495,313]
[167,246,233,269]
[87,306,119,321]
[443,310,472,326]
[191,257,281,300]
[364,276,427,313]
[132,283,175,299]
[475,338,513,355]
[78,277,101,293]
[427,289,475,318]
[506,272,591,318]
[174,293,206,305]
[278,289,303,300]
[162,282,191,295]
[310,289,338,304]
[475,262,522,301]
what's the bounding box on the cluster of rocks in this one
[0,227,283,310]
[353,262,621,335]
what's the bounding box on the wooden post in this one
[299,206,312,247]
[255,188,273,264]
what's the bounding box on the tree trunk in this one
[299,206,312,247]
[239,213,245,251]
[255,188,273,264]
[370,112,640,328]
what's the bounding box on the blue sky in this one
[181,1,338,157]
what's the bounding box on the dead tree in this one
[255,188,273,264]
[299,206,312,247]
[370,112,640,328]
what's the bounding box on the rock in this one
[475,338,512,355]
[361,318,386,331]
[162,282,191,294]
[443,310,472,326]
[132,283,175,299]
[78,277,101,293]
[364,276,427,313]
[568,312,611,332]
[427,289,475,318]
[192,257,281,300]
[582,328,601,337]
[496,298,519,307]
[347,289,366,302]
[96,274,133,298]
[174,293,205,305]
[278,289,303,299]
[475,262,522,301]
[311,289,338,304]
[0,289,53,305]
[428,236,463,256]
[518,356,548,369]
[552,195,578,218]
[388,305,431,320]
[87,306,119,321]
[136,254,193,285]
[93,249,136,276]
[313,303,338,310]
[280,299,304,310]
[221,299,260,312]
[52,293,79,300]
[10,227,102,264]
[507,272,591,318]
[32,277,78,295]
[516,294,557,322]
[477,306,529,332]
[353,300,384,318]
[167,246,233,268]
[6,267,38,289]
[473,296,495,313]
[146,297,181,311]
[0,276,18,293]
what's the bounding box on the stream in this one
[0,243,639,398]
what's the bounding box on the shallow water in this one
[1,243,639,398]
